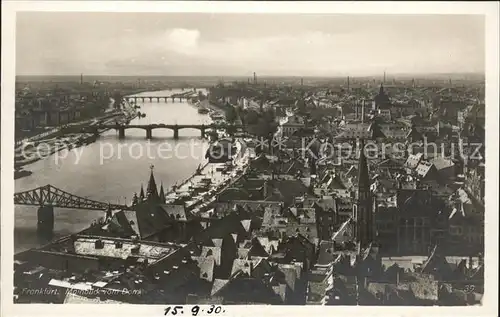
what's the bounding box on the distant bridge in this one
[62,123,244,139]
[127,92,197,103]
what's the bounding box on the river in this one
[14,88,211,253]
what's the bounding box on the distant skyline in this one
[16,13,485,77]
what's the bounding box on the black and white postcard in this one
[1,2,498,317]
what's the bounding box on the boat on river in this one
[15,168,33,180]
[198,107,209,114]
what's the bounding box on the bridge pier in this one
[156,97,160,102]
[149,97,152,102]
[146,127,153,139]
[200,125,206,138]
[171,97,175,102]
[37,205,54,242]
[173,128,179,140]
[118,127,125,139]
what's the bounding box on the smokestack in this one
[361,100,365,123]
[383,71,386,84]
[253,72,257,85]
[80,73,83,85]
[347,76,350,90]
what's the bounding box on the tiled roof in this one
[73,236,177,261]
[210,279,230,296]
[317,241,336,265]
[276,264,298,291]
[271,283,288,303]
[201,246,222,266]
[192,256,215,282]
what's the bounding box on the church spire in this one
[379,83,385,95]
[159,182,165,203]
[139,184,145,200]
[146,165,159,200]
[353,139,375,249]
[357,139,370,198]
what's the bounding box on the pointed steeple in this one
[357,139,370,197]
[353,139,375,248]
[139,185,145,200]
[379,83,385,95]
[159,182,165,203]
[146,165,159,200]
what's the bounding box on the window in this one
[95,240,104,249]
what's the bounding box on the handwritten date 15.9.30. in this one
[164,305,226,316]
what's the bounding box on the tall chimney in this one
[383,71,386,84]
[361,100,365,123]
[80,73,83,85]
[347,76,350,90]
[253,72,257,85]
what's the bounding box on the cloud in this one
[161,28,200,55]
[15,15,484,76]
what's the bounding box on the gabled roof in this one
[192,256,215,282]
[421,245,452,277]
[332,218,354,243]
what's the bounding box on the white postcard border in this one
[1,1,498,317]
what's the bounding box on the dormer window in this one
[115,241,123,249]
[95,240,104,249]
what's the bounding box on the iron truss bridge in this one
[14,184,128,210]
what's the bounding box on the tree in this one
[244,109,260,125]
[225,105,238,124]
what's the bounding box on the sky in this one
[15,13,485,77]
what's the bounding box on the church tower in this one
[146,165,159,202]
[353,140,375,248]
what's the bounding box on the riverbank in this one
[14,100,138,171]
[164,138,249,212]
